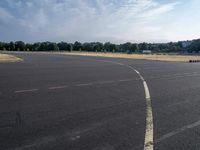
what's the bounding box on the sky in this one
[0,0,200,43]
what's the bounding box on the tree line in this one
[0,39,199,53]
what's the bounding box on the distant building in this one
[142,50,151,54]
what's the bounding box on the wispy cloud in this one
[0,7,13,23]
[0,0,179,43]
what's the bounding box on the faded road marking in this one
[117,79,135,82]
[14,89,38,94]
[12,78,136,94]
[96,60,124,66]
[76,83,93,87]
[148,72,200,80]
[97,80,115,84]
[75,79,136,87]
[13,120,109,150]
[48,85,68,90]
[156,119,200,143]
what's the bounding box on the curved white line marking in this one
[128,67,153,150]
[143,81,153,150]
[98,60,154,150]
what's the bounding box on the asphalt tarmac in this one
[1,52,200,150]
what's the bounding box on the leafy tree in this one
[0,42,3,50]
[0,40,196,53]
[9,41,15,51]
[25,43,33,51]
[38,42,47,51]
[73,41,82,51]
[57,42,71,51]
[188,39,200,53]
[82,43,93,51]
[131,44,139,53]
[139,42,148,50]
[15,41,25,51]
[122,42,132,53]
[93,42,103,52]
[49,43,59,51]
[32,43,40,51]
[104,42,116,52]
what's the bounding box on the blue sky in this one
[0,0,200,43]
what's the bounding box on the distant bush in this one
[1,39,199,53]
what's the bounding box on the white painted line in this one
[13,122,99,150]
[140,75,145,81]
[183,72,198,75]
[128,64,153,150]
[76,83,93,87]
[98,60,154,150]
[162,75,171,77]
[48,85,68,90]
[143,81,153,150]
[156,73,200,80]
[73,79,136,87]
[117,79,134,82]
[45,79,135,90]
[134,69,140,75]
[156,119,200,143]
[114,62,124,66]
[70,135,81,141]
[143,81,150,99]
[97,80,115,84]
[147,72,200,81]
[14,89,38,94]
[97,60,124,66]
[128,66,145,81]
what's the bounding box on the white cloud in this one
[138,2,179,19]
[0,7,13,23]
[0,0,179,42]
[19,9,48,33]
